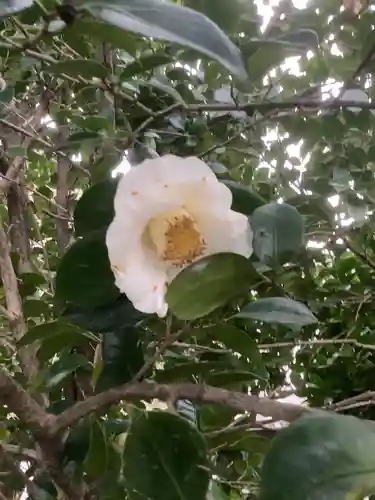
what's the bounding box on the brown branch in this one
[120,98,375,150]
[183,98,375,113]
[55,125,72,255]
[7,176,34,274]
[51,381,310,435]
[0,215,37,379]
[0,369,86,499]
[0,368,55,437]
[0,87,53,195]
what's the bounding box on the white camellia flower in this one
[106,155,253,317]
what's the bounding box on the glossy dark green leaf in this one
[46,59,109,79]
[276,29,319,49]
[84,418,108,478]
[251,203,304,265]
[208,427,272,455]
[183,0,254,33]
[77,0,248,80]
[63,296,143,333]
[166,253,254,320]
[155,361,229,383]
[18,320,98,346]
[62,417,92,465]
[41,352,89,390]
[123,411,209,500]
[59,131,102,151]
[95,326,145,391]
[237,297,318,328]
[74,179,118,237]
[120,51,172,79]
[203,325,268,380]
[206,370,260,387]
[18,272,47,297]
[71,19,139,52]
[55,230,120,308]
[260,413,375,500]
[222,180,266,216]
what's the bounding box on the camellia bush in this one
[3,0,375,498]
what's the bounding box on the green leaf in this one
[63,418,91,465]
[19,321,98,362]
[0,0,33,17]
[276,29,319,49]
[78,0,248,80]
[120,51,173,79]
[74,179,118,236]
[206,370,261,387]
[208,427,271,455]
[166,253,254,320]
[183,0,255,34]
[40,352,89,390]
[236,297,318,328]
[251,203,304,266]
[72,19,140,53]
[95,326,145,391]
[260,413,375,500]
[18,320,98,346]
[46,59,109,79]
[222,180,266,215]
[155,361,229,383]
[59,131,102,151]
[123,411,209,500]
[84,418,108,478]
[55,230,120,308]
[63,296,144,333]
[203,325,269,380]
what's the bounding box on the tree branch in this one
[184,98,375,113]
[52,381,310,434]
[0,87,53,195]
[0,368,55,437]
[0,369,86,499]
[0,214,37,380]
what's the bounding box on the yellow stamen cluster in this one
[146,208,205,266]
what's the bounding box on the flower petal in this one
[116,258,168,317]
[181,177,233,214]
[197,210,253,258]
[106,215,168,317]
[113,155,218,214]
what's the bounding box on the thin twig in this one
[131,326,188,383]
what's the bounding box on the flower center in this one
[146,208,205,266]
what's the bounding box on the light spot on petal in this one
[131,191,138,196]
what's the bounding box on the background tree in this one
[1,0,375,499]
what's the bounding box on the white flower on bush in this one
[106,155,253,317]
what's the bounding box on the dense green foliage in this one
[1,0,375,499]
